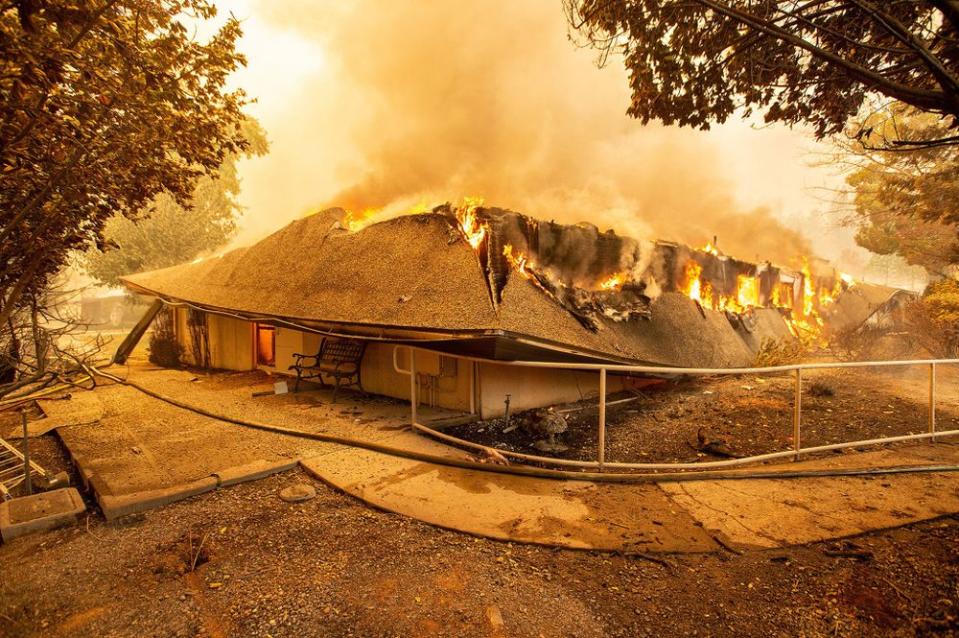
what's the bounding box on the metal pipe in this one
[930,362,937,441]
[598,368,607,469]
[21,411,31,495]
[793,368,802,460]
[468,359,476,415]
[460,357,959,376]
[392,344,412,375]
[409,349,417,427]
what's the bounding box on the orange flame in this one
[736,275,760,309]
[455,196,487,249]
[682,261,704,304]
[502,243,531,276]
[342,201,430,232]
[598,273,625,291]
[343,207,379,231]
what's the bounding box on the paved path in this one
[302,443,959,552]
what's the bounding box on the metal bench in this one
[289,338,366,400]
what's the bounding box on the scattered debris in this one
[475,448,510,465]
[809,381,836,397]
[485,605,505,632]
[0,435,47,499]
[523,407,569,453]
[252,380,289,398]
[694,427,737,458]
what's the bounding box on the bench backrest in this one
[320,338,365,364]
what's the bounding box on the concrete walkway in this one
[53,365,959,552]
[302,443,959,552]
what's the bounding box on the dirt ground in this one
[2,364,959,636]
[447,366,959,464]
[0,463,957,638]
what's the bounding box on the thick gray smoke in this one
[252,0,813,265]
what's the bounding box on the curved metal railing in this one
[393,345,959,472]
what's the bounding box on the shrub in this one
[148,308,182,368]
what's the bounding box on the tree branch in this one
[690,0,953,115]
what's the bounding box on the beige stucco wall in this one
[477,363,627,418]
[366,345,474,413]
[172,308,254,371]
[208,315,255,370]
[272,326,305,372]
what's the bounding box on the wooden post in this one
[112,298,164,365]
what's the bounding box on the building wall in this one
[272,326,305,372]
[167,312,619,417]
[366,345,474,413]
[477,363,628,418]
[209,315,255,370]
[173,308,255,371]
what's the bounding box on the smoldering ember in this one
[2,3,959,638]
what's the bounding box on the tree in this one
[0,1,248,331]
[565,1,959,146]
[833,102,959,276]
[81,119,268,287]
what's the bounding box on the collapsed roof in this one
[121,207,821,367]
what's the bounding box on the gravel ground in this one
[447,366,959,464]
[1,469,957,638]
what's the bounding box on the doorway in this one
[255,323,276,367]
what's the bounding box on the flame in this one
[702,242,720,256]
[343,207,379,231]
[771,283,792,309]
[342,200,430,232]
[455,196,487,249]
[502,243,531,276]
[682,261,704,303]
[598,273,625,291]
[736,275,760,309]
[800,258,822,324]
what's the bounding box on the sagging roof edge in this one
[121,280,649,368]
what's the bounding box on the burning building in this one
[119,203,863,418]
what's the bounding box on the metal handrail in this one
[393,345,959,472]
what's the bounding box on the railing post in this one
[929,362,937,441]
[409,347,417,426]
[598,368,607,470]
[793,368,802,461]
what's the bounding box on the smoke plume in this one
[252,1,812,264]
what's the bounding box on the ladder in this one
[0,436,47,500]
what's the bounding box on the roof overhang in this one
[124,283,652,367]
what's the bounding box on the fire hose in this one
[86,366,959,485]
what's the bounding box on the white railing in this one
[393,345,959,472]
